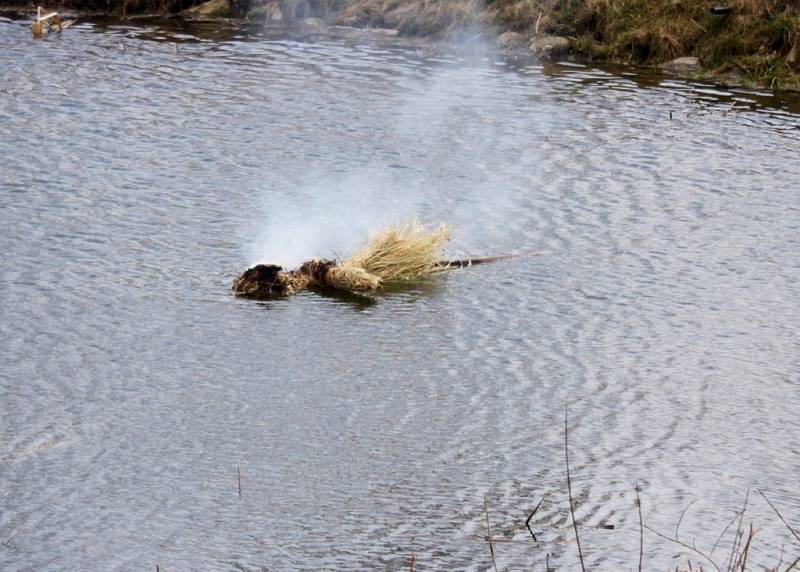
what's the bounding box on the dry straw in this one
[233,220,458,298]
[343,219,451,283]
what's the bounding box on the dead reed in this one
[428,408,800,571]
[343,220,450,282]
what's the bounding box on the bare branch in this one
[676,500,698,540]
[726,490,750,572]
[784,553,800,572]
[758,489,800,546]
[564,405,586,571]
[643,521,722,572]
[710,510,741,558]
[483,495,498,572]
[525,495,545,542]
[635,482,644,572]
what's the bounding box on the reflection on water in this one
[1,13,799,571]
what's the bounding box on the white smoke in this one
[245,30,522,268]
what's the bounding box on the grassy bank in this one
[26,0,800,89]
[322,0,798,89]
[333,0,800,89]
[489,0,800,89]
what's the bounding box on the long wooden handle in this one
[437,252,539,268]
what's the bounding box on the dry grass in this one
[234,220,457,297]
[336,0,485,38]
[325,265,382,290]
[487,0,800,89]
[343,219,451,283]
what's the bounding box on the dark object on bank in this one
[710,5,731,15]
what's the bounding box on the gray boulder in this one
[663,56,702,72]
[529,35,570,59]
[496,31,525,49]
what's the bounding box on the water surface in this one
[1,14,799,570]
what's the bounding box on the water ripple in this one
[1,13,799,571]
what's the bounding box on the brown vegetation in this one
[466,407,800,571]
[490,0,800,89]
[337,0,485,38]
[28,0,798,87]
[233,220,452,299]
[334,0,800,88]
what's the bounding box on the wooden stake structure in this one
[31,6,75,38]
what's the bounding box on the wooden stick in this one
[31,7,61,37]
[564,406,586,571]
[438,252,539,269]
[635,482,644,572]
[237,463,242,497]
[483,495,498,572]
[37,11,59,22]
[525,495,545,542]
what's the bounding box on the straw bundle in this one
[234,220,467,299]
[343,220,450,282]
[298,258,381,291]
[325,265,382,291]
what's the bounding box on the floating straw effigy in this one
[343,220,451,282]
[233,220,524,299]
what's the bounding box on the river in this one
[1,13,799,570]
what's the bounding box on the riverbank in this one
[333,0,800,90]
[10,0,800,89]
[490,0,800,90]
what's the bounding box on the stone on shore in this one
[663,56,702,72]
[529,35,570,58]
[184,0,229,18]
[496,31,524,49]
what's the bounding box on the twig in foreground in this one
[635,482,644,572]
[564,405,586,571]
[725,490,750,572]
[483,495,498,572]
[525,495,545,542]
[758,489,800,545]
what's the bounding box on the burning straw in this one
[234,219,511,299]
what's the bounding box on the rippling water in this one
[2,13,799,570]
